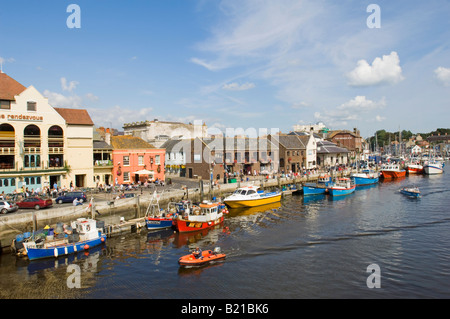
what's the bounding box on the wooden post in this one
[136,195,141,218]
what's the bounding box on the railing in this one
[0,147,14,155]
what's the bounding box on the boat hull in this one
[174,216,224,233]
[26,235,106,261]
[178,251,226,266]
[302,184,328,195]
[423,165,443,175]
[400,190,420,197]
[380,170,406,179]
[407,165,423,174]
[328,186,355,196]
[224,193,281,208]
[352,176,379,186]
[146,217,174,230]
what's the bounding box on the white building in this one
[0,72,95,193]
[123,119,208,148]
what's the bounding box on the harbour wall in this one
[0,171,353,252]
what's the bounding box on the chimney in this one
[105,128,111,145]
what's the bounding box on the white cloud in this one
[314,96,386,128]
[337,96,386,111]
[43,90,83,108]
[88,105,154,128]
[346,51,404,87]
[222,82,255,91]
[375,115,386,122]
[434,66,450,86]
[60,77,79,92]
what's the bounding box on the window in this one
[138,155,144,166]
[123,156,130,166]
[27,101,37,111]
[0,100,11,110]
[155,155,160,165]
[123,172,130,182]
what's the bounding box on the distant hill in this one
[367,128,450,148]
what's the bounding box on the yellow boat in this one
[223,186,282,208]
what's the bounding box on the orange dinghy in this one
[178,247,226,266]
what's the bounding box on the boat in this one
[423,160,444,175]
[173,200,227,233]
[380,164,406,179]
[178,247,226,266]
[145,201,176,231]
[399,186,421,197]
[351,169,379,186]
[20,218,106,261]
[302,174,332,196]
[328,178,356,196]
[223,185,281,208]
[406,162,424,174]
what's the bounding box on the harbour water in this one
[1,169,450,299]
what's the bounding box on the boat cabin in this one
[71,218,99,241]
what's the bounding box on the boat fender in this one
[101,237,105,242]
[84,244,89,250]
[54,248,58,257]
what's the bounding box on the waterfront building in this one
[269,133,316,173]
[327,128,364,161]
[0,72,95,193]
[123,119,208,148]
[93,127,113,187]
[110,135,165,184]
[316,140,350,167]
[185,136,279,181]
[161,137,190,177]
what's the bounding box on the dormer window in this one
[27,101,37,111]
[0,100,11,110]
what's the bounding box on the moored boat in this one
[351,169,379,186]
[423,160,444,175]
[145,201,176,231]
[380,164,406,179]
[328,178,356,196]
[302,174,332,196]
[19,218,106,261]
[399,186,420,197]
[173,201,227,233]
[223,185,281,208]
[407,162,424,174]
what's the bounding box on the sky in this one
[0,0,449,138]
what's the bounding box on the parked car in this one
[16,197,53,210]
[0,200,19,214]
[55,191,87,204]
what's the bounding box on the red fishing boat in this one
[173,201,227,233]
[380,164,406,179]
[406,162,423,174]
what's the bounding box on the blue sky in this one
[1,0,449,138]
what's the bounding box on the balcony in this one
[0,147,14,155]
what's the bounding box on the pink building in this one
[111,135,165,185]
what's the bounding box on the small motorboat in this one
[223,185,281,208]
[399,186,421,197]
[178,247,226,266]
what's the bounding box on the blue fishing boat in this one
[302,175,332,196]
[328,178,356,196]
[399,186,420,198]
[21,218,106,261]
[145,201,176,231]
[351,169,379,186]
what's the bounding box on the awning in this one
[133,169,154,175]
